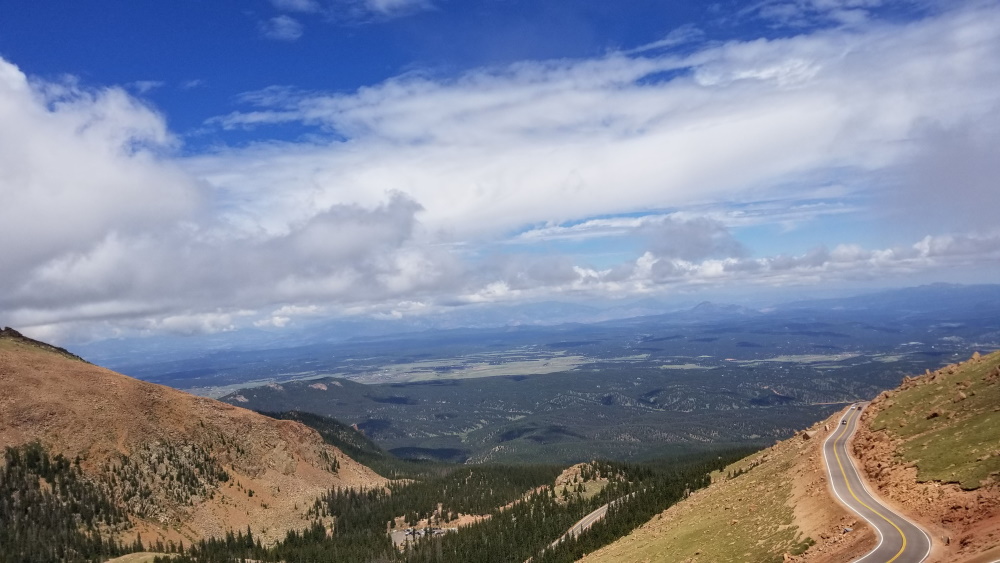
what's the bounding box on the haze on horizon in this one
[2,0,999,346]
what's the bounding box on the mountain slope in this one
[853,350,1000,562]
[577,408,875,562]
[581,350,1000,563]
[0,328,385,546]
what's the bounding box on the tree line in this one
[1,430,754,562]
[154,454,744,563]
[0,442,130,563]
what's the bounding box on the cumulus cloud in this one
[548,233,1000,295]
[0,58,456,336]
[639,217,746,261]
[0,58,199,279]
[2,193,447,326]
[260,15,304,41]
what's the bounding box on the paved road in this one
[542,491,636,554]
[823,404,932,563]
[546,502,610,551]
[524,501,613,562]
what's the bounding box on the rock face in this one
[0,329,385,545]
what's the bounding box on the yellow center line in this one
[832,408,908,563]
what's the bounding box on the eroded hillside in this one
[0,328,385,546]
[853,350,1000,562]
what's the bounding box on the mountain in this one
[579,350,1000,562]
[0,327,385,548]
[76,283,1000,395]
[778,283,1000,315]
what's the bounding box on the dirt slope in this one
[0,328,386,545]
[579,408,874,563]
[853,350,1000,562]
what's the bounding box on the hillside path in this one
[823,404,932,563]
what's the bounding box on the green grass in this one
[579,438,812,562]
[871,351,1000,489]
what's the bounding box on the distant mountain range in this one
[73,284,1000,373]
[3,299,999,561]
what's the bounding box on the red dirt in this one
[0,330,386,545]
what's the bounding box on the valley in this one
[2,286,1000,562]
[201,286,1000,464]
[7,0,1000,559]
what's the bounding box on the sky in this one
[1,0,999,344]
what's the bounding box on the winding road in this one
[823,404,932,563]
[557,502,610,545]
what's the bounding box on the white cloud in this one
[748,0,893,27]
[363,0,432,16]
[203,5,1000,244]
[0,58,199,282]
[533,233,1000,295]
[271,0,431,21]
[1,191,459,330]
[640,217,746,261]
[4,3,1000,342]
[271,0,321,13]
[156,311,251,335]
[128,80,164,94]
[625,25,706,55]
[255,315,291,328]
[512,199,861,244]
[260,15,304,41]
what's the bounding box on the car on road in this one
[842,420,847,425]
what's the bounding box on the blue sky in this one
[1,0,999,343]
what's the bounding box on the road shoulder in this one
[793,407,877,562]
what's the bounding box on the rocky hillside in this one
[580,350,1000,563]
[0,328,385,546]
[853,350,1000,562]
[577,408,875,563]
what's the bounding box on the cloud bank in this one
[3,2,1000,342]
[207,4,1000,238]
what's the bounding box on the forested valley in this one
[0,438,751,563]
